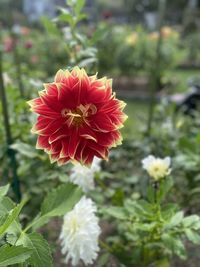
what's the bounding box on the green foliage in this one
[29,183,82,230]
[0,245,32,266]
[17,233,53,267]
[102,178,200,266]
[0,183,82,266]
[0,197,27,236]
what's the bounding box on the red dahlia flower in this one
[28,67,127,166]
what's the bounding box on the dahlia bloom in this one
[59,196,101,266]
[142,155,171,181]
[28,67,127,166]
[69,156,101,192]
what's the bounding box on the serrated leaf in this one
[185,229,200,244]
[0,197,15,216]
[0,197,27,236]
[29,184,82,230]
[41,183,82,216]
[0,185,9,199]
[0,245,32,266]
[17,233,53,267]
[0,197,21,234]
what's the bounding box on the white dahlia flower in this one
[69,157,101,192]
[59,196,101,266]
[142,155,171,181]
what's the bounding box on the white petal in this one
[141,155,155,169]
[164,157,171,168]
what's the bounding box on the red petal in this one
[54,69,71,83]
[79,125,97,142]
[49,126,71,144]
[60,139,70,158]
[33,117,64,136]
[40,94,64,113]
[36,135,50,149]
[68,128,80,159]
[91,113,117,132]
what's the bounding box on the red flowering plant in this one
[28,67,127,166]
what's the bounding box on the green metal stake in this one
[0,48,21,201]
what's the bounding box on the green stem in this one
[0,47,21,201]
[141,244,149,267]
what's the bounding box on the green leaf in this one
[76,13,87,23]
[0,245,32,266]
[17,233,53,267]
[147,185,155,203]
[134,222,157,232]
[58,13,74,27]
[79,57,97,68]
[182,215,200,229]
[157,177,174,202]
[10,142,38,159]
[75,0,85,14]
[0,185,9,198]
[41,183,82,217]
[29,183,82,230]
[104,206,128,220]
[40,16,60,36]
[0,197,21,234]
[185,229,200,245]
[162,234,187,260]
[161,204,177,220]
[166,211,184,228]
[96,253,110,267]
[154,258,170,267]
[0,197,27,236]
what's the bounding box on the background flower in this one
[69,157,101,192]
[28,67,127,166]
[142,155,171,180]
[59,196,101,266]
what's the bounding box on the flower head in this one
[126,32,138,46]
[60,196,101,266]
[142,155,171,181]
[69,157,101,192]
[28,67,127,166]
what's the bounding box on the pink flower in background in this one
[24,40,33,49]
[3,36,16,53]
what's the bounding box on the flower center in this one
[69,216,80,234]
[61,104,97,127]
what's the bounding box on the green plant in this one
[0,183,82,266]
[102,157,200,267]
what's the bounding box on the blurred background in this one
[0,0,200,266]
